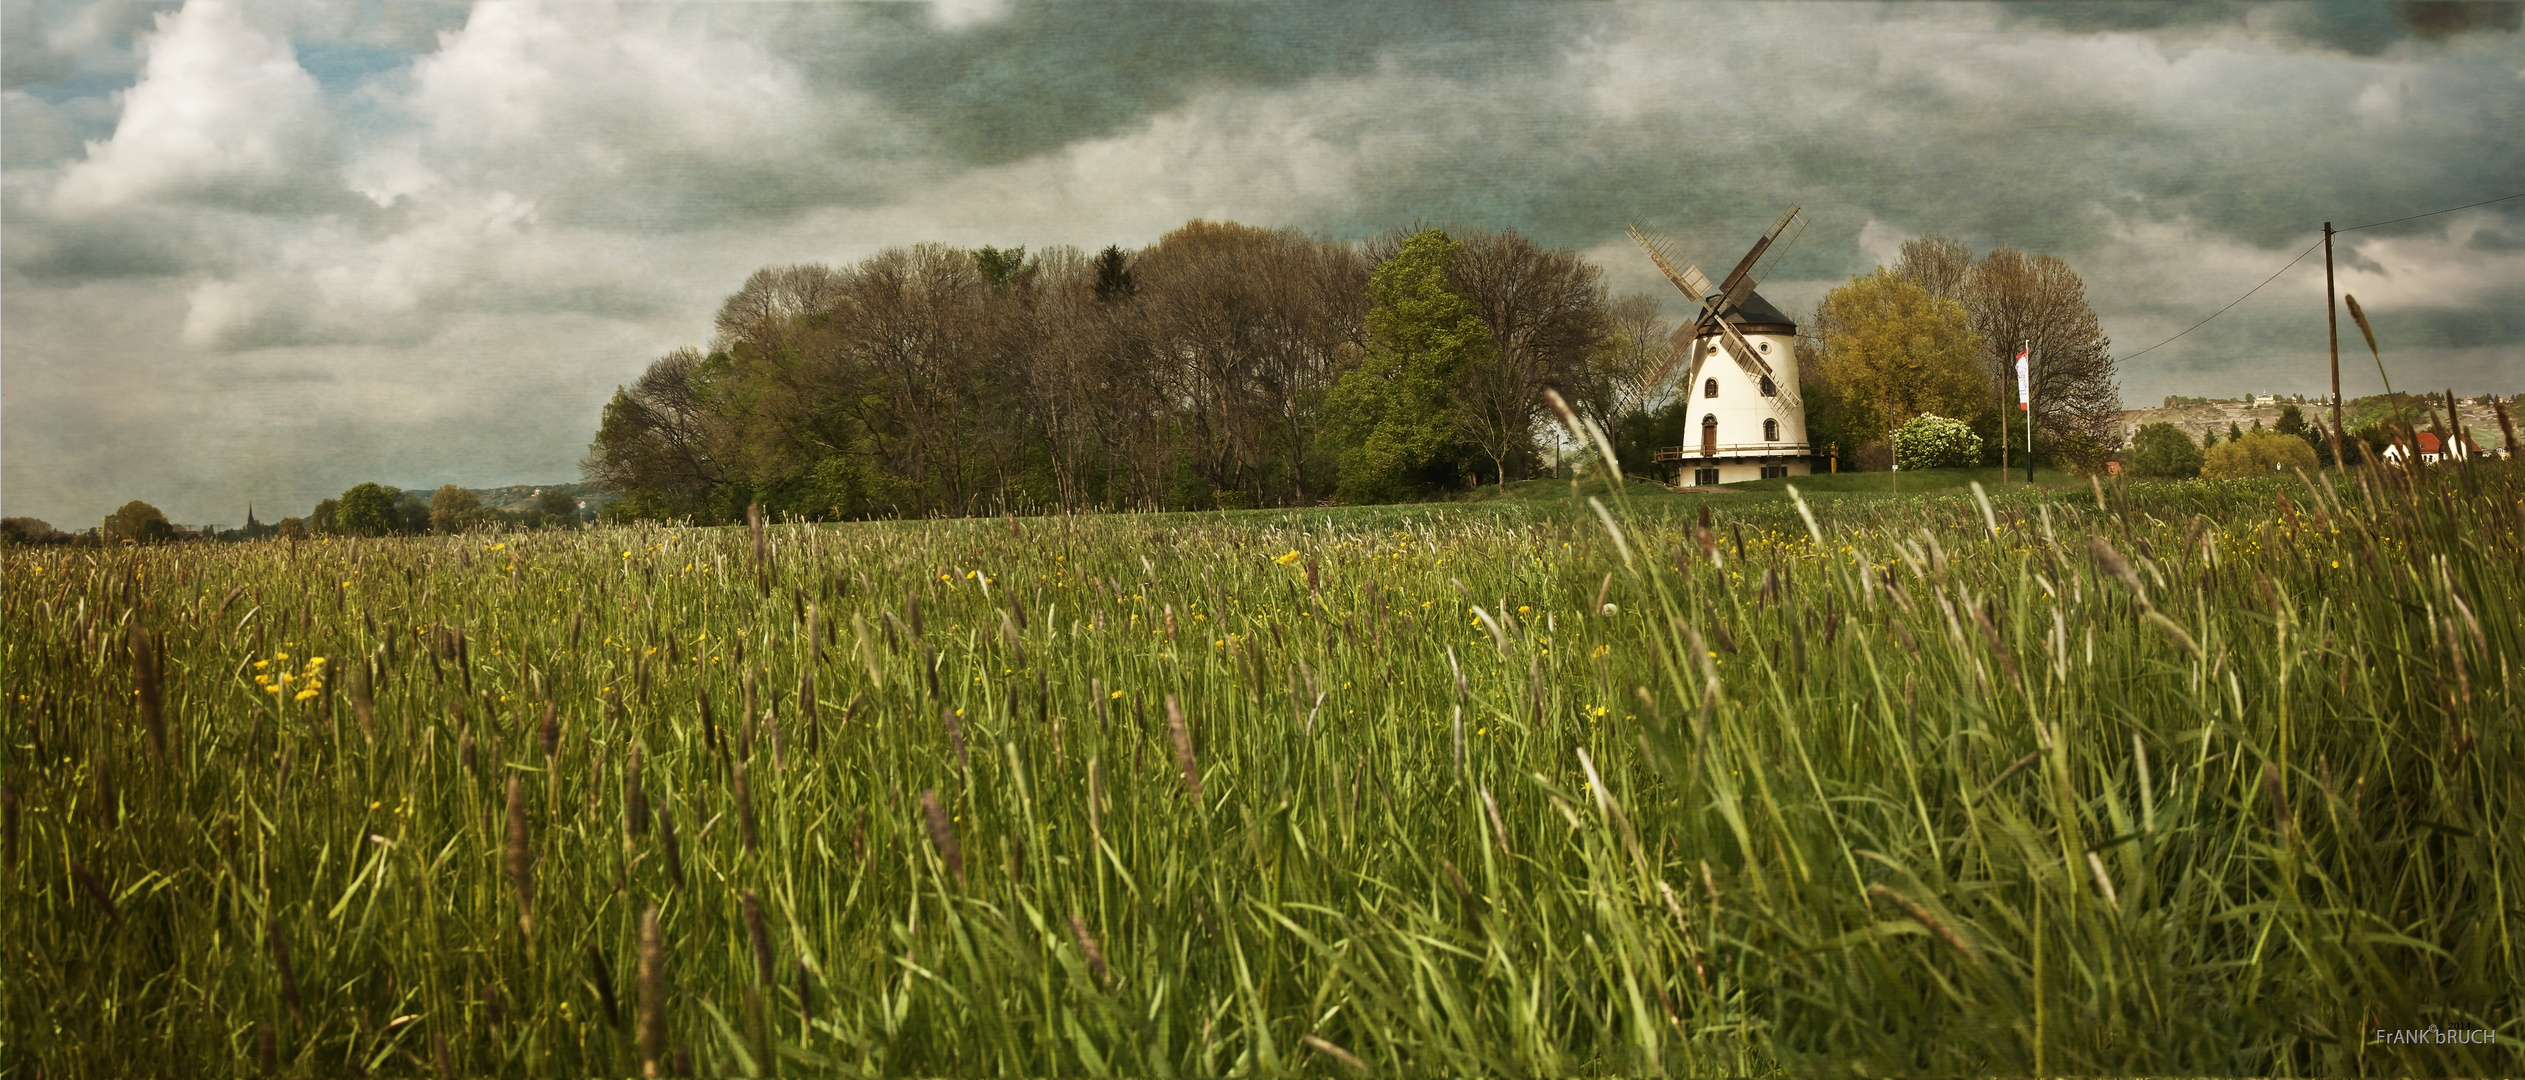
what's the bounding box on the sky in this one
[4,0,2521,529]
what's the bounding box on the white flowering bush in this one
[1894,413,1983,470]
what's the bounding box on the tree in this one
[335,482,401,536]
[1324,229,1488,502]
[430,485,484,534]
[1812,269,1988,443]
[395,492,431,534]
[2203,431,2318,478]
[1961,248,2120,461]
[2,517,68,545]
[309,498,340,534]
[583,347,728,514]
[102,500,173,543]
[712,264,843,350]
[1577,292,1672,438]
[2129,422,2205,478]
[535,489,578,525]
[1442,227,1609,487]
[2202,427,2220,449]
[1894,235,1973,302]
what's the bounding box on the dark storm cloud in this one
[787,1,1570,168]
[3,0,2520,527]
[1998,0,2520,55]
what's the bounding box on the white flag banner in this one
[2015,348,2030,411]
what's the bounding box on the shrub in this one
[2046,429,2111,474]
[2203,430,2319,479]
[1893,413,1982,470]
[2128,422,2205,479]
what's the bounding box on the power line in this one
[2114,239,2322,363]
[2112,190,2525,364]
[2341,190,2525,233]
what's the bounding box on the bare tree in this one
[1963,248,2119,452]
[1136,221,1366,506]
[1443,228,1610,486]
[1576,291,1672,436]
[714,264,845,350]
[1895,235,1973,303]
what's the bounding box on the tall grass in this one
[2,462,2517,1075]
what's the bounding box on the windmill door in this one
[1701,415,1718,457]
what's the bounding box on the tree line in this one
[583,222,1665,521]
[587,220,2137,521]
[0,485,588,547]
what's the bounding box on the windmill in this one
[1626,207,1813,483]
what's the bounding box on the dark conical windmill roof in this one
[1693,288,1797,336]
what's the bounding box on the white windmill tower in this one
[1628,207,1812,486]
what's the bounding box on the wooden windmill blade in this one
[1711,317,1775,377]
[1711,205,1803,314]
[1626,224,1721,316]
[1643,323,1700,394]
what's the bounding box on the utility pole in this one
[2325,222,2346,472]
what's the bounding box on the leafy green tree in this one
[2203,431,2318,478]
[309,498,340,534]
[102,500,174,543]
[534,489,578,525]
[1812,269,1987,444]
[334,482,401,536]
[2129,422,2205,479]
[972,245,1032,288]
[2201,427,2220,449]
[2,517,67,545]
[1323,229,1489,502]
[429,485,484,534]
[396,492,431,534]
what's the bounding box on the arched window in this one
[1704,378,1719,399]
[1764,418,1780,441]
[1759,376,1776,397]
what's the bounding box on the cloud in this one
[3,0,2520,528]
[2,0,77,89]
[52,0,342,214]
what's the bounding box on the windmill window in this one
[1704,378,1719,399]
[1759,376,1776,397]
[1758,341,1771,353]
[1764,419,1780,441]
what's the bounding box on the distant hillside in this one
[2116,396,2512,446]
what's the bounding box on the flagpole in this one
[2026,346,2036,484]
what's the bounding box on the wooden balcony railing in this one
[1652,442,1812,463]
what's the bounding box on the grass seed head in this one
[638,906,667,1077]
[624,751,648,841]
[658,803,685,891]
[1166,694,1201,804]
[732,760,759,854]
[266,916,301,1019]
[505,775,533,935]
[920,789,963,884]
[741,890,773,986]
[1068,912,1109,985]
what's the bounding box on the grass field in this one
[4,461,2518,1076]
